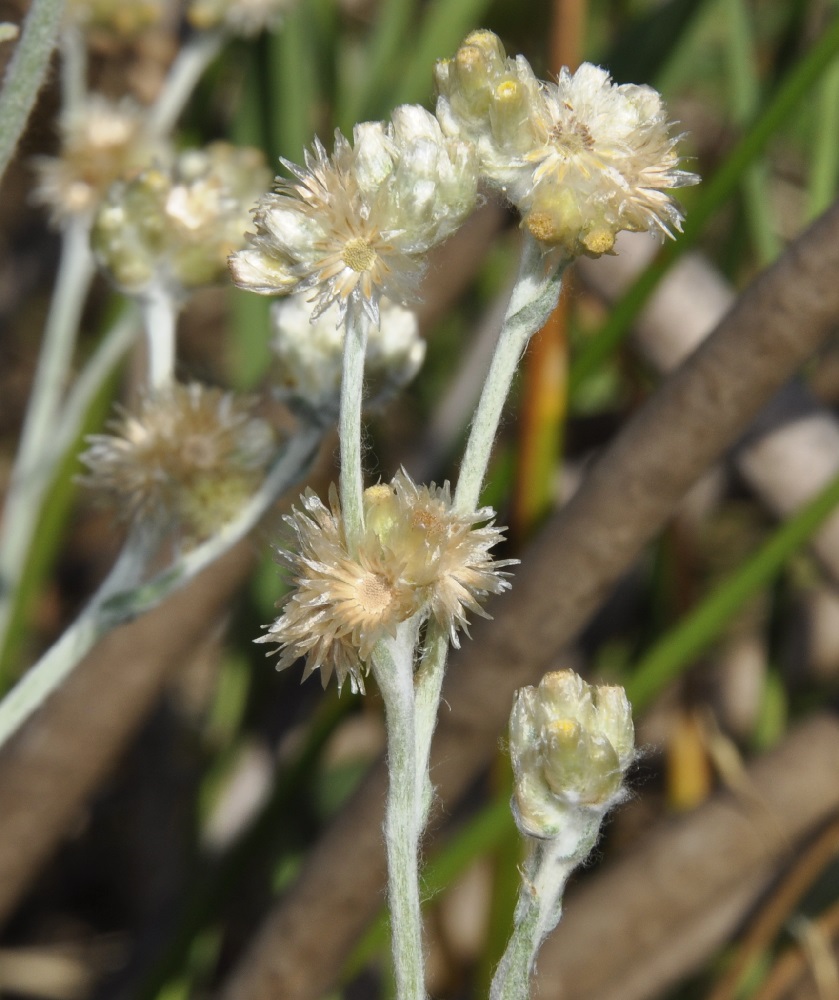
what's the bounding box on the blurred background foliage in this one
[2,0,839,997]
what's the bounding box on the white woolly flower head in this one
[258,470,512,693]
[229,106,478,326]
[509,670,635,839]
[80,382,276,540]
[270,293,425,424]
[436,30,698,257]
[91,142,270,297]
[32,96,167,225]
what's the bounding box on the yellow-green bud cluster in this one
[65,0,165,36]
[509,670,634,839]
[269,293,425,424]
[436,30,698,258]
[92,142,270,297]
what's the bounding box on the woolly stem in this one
[0,217,94,662]
[143,287,179,390]
[339,309,369,551]
[373,621,427,1000]
[490,813,601,1000]
[146,29,224,137]
[455,236,568,514]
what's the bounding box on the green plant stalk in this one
[454,236,567,514]
[0,425,322,751]
[490,814,600,1000]
[628,468,839,711]
[339,309,369,551]
[807,56,839,220]
[569,12,839,395]
[0,217,94,661]
[372,623,427,1000]
[0,0,65,187]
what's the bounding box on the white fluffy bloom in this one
[270,294,425,423]
[229,106,477,325]
[436,30,698,257]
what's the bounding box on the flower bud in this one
[509,670,634,839]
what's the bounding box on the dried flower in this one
[259,470,512,692]
[436,30,698,257]
[80,382,275,540]
[230,106,477,325]
[32,96,166,225]
[509,670,635,839]
[270,293,425,423]
[187,0,294,36]
[91,142,270,297]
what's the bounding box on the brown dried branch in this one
[219,199,839,1000]
[0,541,255,927]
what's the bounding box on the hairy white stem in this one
[0,424,322,751]
[339,309,369,551]
[143,287,179,390]
[146,29,224,137]
[490,813,601,1000]
[412,624,449,823]
[454,236,567,514]
[0,218,94,661]
[373,620,427,1000]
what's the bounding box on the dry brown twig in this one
[218,199,839,1000]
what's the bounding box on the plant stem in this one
[373,623,427,1000]
[143,287,179,390]
[0,0,65,188]
[0,424,322,751]
[0,217,94,659]
[454,236,567,514]
[146,29,224,137]
[490,814,599,1000]
[339,308,369,551]
[413,623,449,823]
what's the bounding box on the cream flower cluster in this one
[187,0,295,36]
[509,670,635,840]
[80,382,275,539]
[32,96,167,225]
[229,105,477,325]
[259,471,514,693]
[436,30,698,257]
[92,142,270,297]
[270,293,425,424]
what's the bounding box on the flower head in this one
[91,142,270,297]
[270,293,425,424]
[509,670,635,839]
[66,0,165,36]
[259,470,512,693]
[436,30,698,257]
[230,106,477,325]
[187,0,295,36]
[32,96,167,225]
[80,382,275,540]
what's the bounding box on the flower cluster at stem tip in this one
[80,382,276,542]
[509,671,635,840]
[435,29,699,257]
[259,471,516,694]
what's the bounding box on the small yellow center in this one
[342,237,377,273]
[582,228,616,255]
[524,211,560,245]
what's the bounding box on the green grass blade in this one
[807,55,839,219]
[569,14,839,397]
[627,470,839,711]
